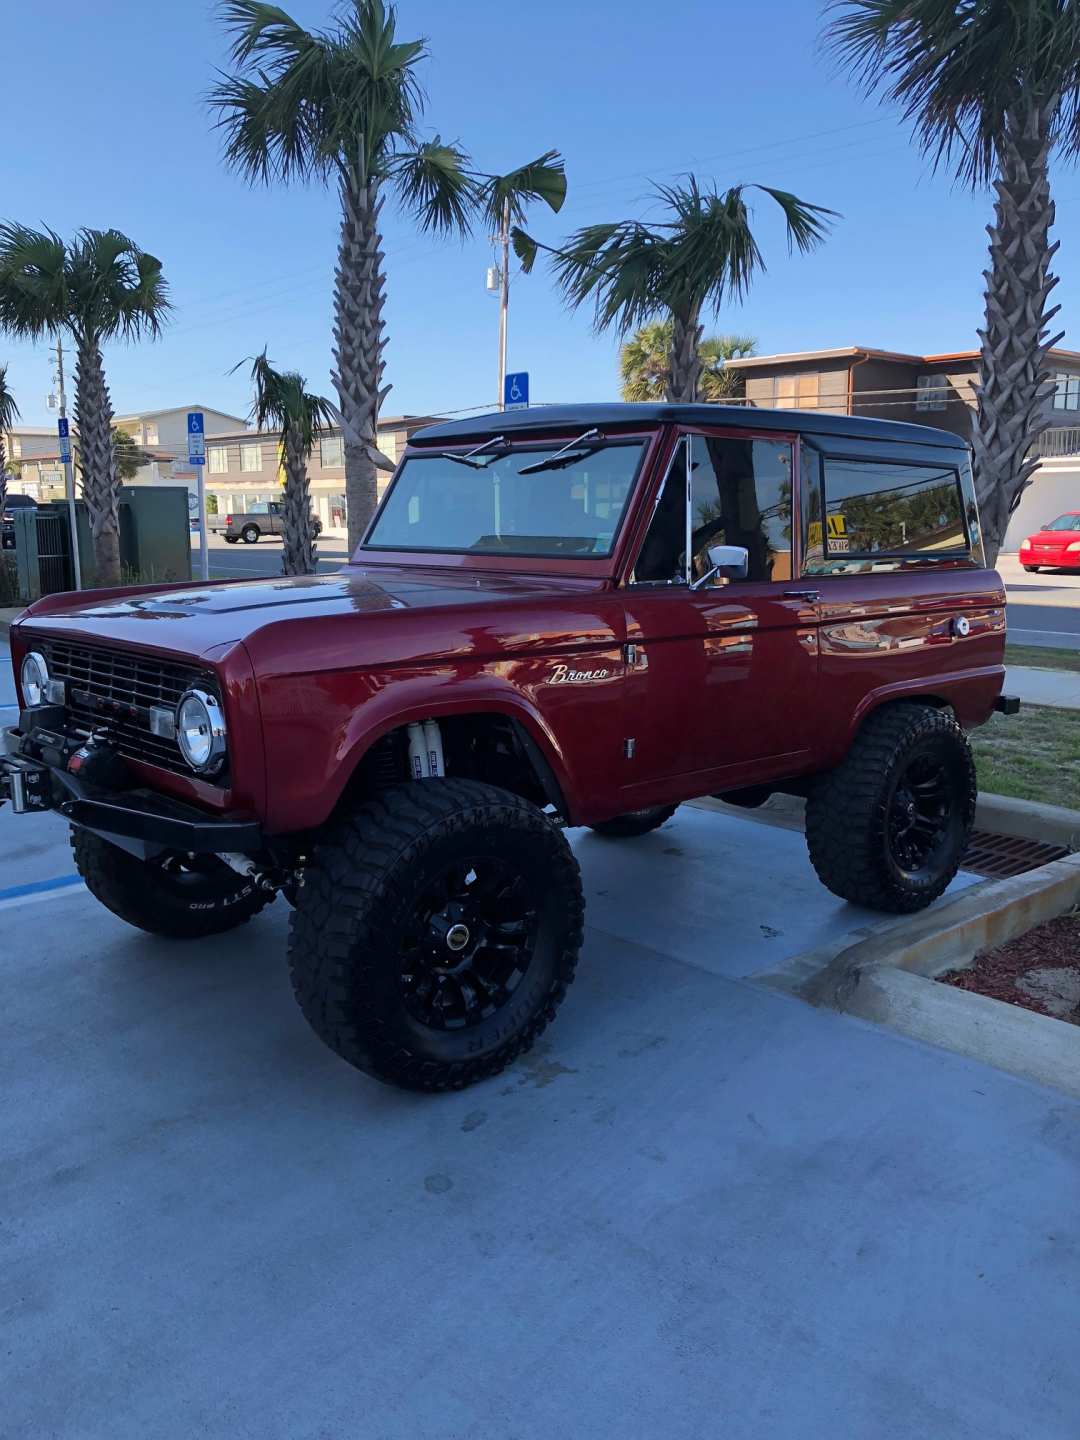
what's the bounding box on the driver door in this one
[618,428,820,803]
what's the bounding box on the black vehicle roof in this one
[412,402,969,450]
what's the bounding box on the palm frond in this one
[0,364,20,431]
[0,223,69,340]
[823,0,1080,185]
[391,139,478,235]
[478,150,567,230]
[238,348,336,452]
[67,229,171,344]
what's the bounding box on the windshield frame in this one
[357,431,655,568]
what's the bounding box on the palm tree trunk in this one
[281,435,317,576]
[666,311,704,402]
[74,337,121,586]
[332,167,393,553]
[971,100,1063,565]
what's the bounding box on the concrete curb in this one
[696,788,1080,849]
[763,852,1080,1099]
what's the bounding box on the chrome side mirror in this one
[691,543,749,589]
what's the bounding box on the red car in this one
[1019,512,1080,571]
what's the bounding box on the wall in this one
[1002,457,1080,551]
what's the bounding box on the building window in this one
[240,442,262,472]
[1053,372,1080,411]
[144,423,159,446]
[11,437,21,458]
[916,374,949,412]
[774,374,819,410]
[320,433,344,468]
[208,446,229,474]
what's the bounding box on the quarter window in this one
[804,458,968,572]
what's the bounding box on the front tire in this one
[1023,564,1040,572]
[588,804,678,838]
[288,780,584,1091]
[805,703,976,914]
[71,830,274,938]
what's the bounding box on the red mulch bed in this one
[939,912,1080,1024]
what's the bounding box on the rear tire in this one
[288,780,584,1091]
[242,525,259,544]
[805,703,976,914]
[71,830,274,938]
[588,804,678,838]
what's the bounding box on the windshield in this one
[1044,513,1080,531]
[365,440,647,557]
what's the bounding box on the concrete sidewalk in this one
[1007,663,1080,710]
[3,799,1078,1440]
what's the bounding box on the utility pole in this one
[497,195,510,410]
[55,337,82,590]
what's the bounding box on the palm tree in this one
[240,350,335,575]
[112,427,148,482]
[210,0,566,551]
[620,322,757,402]
[514,177,833,402]
[0,226,169,584]
[823,1,1080,563]
[0,364,20,519]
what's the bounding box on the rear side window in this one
[804,457,969,574]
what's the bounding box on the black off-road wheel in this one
[71,830,274,938]
[588,804,679,839]
[288,779,584,1092]
[805,702,976,914]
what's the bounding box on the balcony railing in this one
[1033,426,1080,458]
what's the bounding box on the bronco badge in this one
[549,663,610,684]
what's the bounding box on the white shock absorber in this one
[422,718,445,778]
[406,722,427,780]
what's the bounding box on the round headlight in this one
[20,651,49,707]
[175,688,227,774]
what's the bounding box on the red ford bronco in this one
[1,404,1016,1091]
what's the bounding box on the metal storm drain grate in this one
[962,830,1071,880]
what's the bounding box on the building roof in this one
[113,404,248,424]
[413,403,969,450]
[724,344,1080,370]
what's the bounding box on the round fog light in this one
[176,688,227,774]
[20,651,49,707]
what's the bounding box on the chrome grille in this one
[39,639,220,778]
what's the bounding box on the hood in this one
[16,565,602,659]
[1027,524,1080,542]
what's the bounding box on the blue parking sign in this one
[187,411,206,465]
[504,371,528,409]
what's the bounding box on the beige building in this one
[194,414,437,536]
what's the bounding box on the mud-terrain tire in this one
[71,830,274,938]
[241,524,259,543]
[805,702,976,914]
[588,804,679,838]
[288,780,584,1091]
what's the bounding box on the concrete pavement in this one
[1006,663,1080,709]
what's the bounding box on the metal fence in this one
[1033,426,1080,458]
[10,506,73,602]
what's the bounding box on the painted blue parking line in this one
[0,874,83,903]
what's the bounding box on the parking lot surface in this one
[3,643,1079,1439]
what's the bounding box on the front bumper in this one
[0,710,263,858]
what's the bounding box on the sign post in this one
[503,371,529,410]
[187,412,208,582]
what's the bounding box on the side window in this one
[689,435,794,584]
[633,440,688,584]
[804,457,969,574]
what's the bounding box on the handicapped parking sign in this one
[187,411,206,465]
[504,371,528,409]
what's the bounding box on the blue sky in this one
[3,0,1078,429]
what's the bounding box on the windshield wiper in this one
[433,435,508,469]
[518,428,603,475]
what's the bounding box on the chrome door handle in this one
[784,589,820,601]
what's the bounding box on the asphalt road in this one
[997,553,1080,649]
[190,529,350,579]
